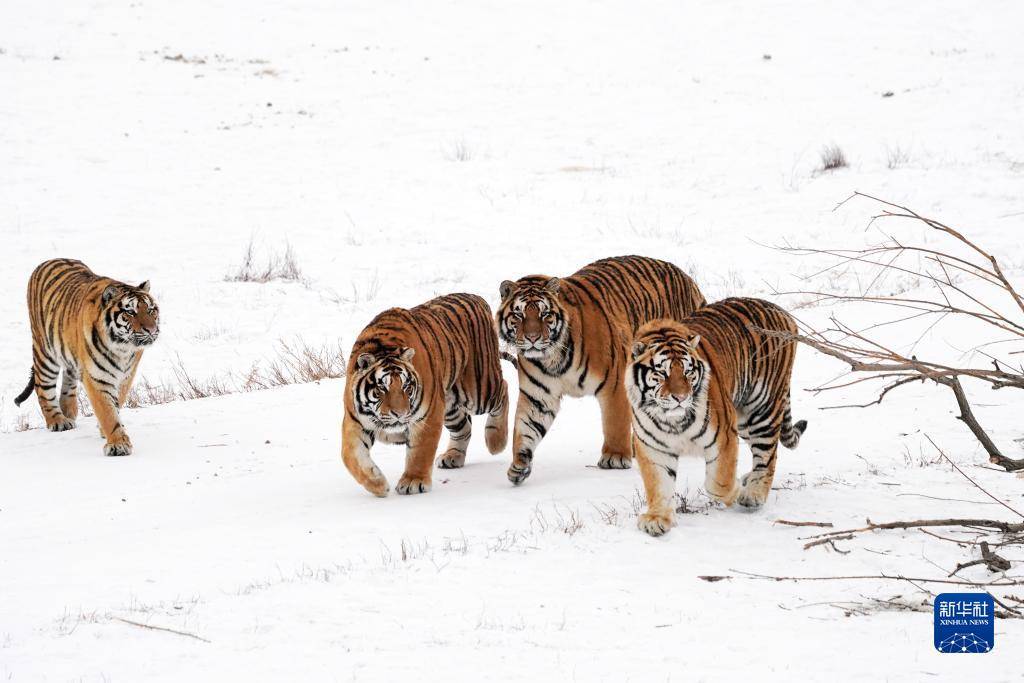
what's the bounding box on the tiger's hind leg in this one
[32,346,75,432]
[437,401,472,469]
[736,415,782,509]
[703,420,741,507]
[59,365,80,422]
[483,379,509,455]
[596,383,633,469]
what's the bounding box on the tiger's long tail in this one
[14,369,35,407]
[780,395,807,449]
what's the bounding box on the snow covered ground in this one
[2,0,1023,680]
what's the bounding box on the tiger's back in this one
[351,292,506,416]
[568,255,707,334]
[685,297,802,440]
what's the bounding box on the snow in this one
[2,0,1022,680]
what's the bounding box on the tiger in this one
[341,292,510,496]
[626,297,808,536]
[496,255,706,485]
[13,258,160,457]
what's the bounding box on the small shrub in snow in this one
[225,239,304,284]
[240,338,347,390]
[817,144,848,172]
[119,338,346,410]
[886,144,911,169]
[443,138,473,162]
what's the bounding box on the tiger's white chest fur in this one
[518,343,604,399]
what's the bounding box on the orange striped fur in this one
[497,255,705,485]
[14,259,160,456]
[627,298,806,536]
[341,293,509,496]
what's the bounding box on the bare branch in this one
[729,569,1024,587]
[112,617,211,643]
[925,434,1024,518]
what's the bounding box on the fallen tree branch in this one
[806,518,1024,540]
[770,193,1024,472]
[804,534,854,550]
[949,541,1012,576]
[112,617,211,643]
[775,519,834,528]
[925,434,1024,518]
[932,378,1024,472]
[729,569,1024,587]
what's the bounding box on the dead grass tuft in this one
[443,139,473,162]
[817,144,848,172]
[120,338,345,410]
[886,144,911,169]
[225,239,304,284]
[241,339,347,390]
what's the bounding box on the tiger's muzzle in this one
[132,329,159,347]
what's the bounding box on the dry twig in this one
[112,616,211,643]
[775,519,834,528]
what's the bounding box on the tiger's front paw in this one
[48,416,76,432]
[104,434,133,457]
[396,476,432,495]
[363,476,390,498]
[707,479,741,507]
[736,473,768,509]
[437,449,466,469]
[597,453,632,469]
[638,510,675,537]
[507,462,532,485]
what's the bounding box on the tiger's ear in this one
[399,347,415,362]
[356,353,376,370]
[543,277,562,295]
[101,284,119,305]
[687,334,701,349]
[138,280,151,292]
[631,342,647,361]
[499,280,516,300]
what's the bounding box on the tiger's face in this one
[628,326,705,419]
[352,347,421,433]
[497,277,567,360]
[102,281,160,348]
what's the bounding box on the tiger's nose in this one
[524,330,541,342]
